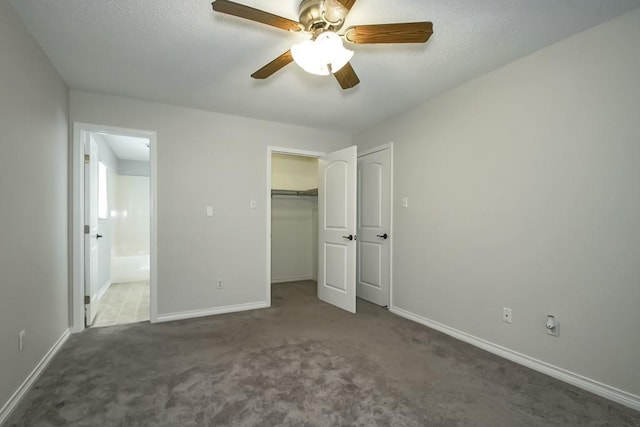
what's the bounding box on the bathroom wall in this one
[111,172,150,283]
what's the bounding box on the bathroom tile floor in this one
[92,281,150,327]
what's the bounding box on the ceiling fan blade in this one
[334,62,360,90]
[344,22,433,44]
[212,0,302,32]
[251,50,294,79]
[335,0,357,12]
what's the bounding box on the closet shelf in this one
[271,188,318,197]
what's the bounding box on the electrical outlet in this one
[502,307,512,324]
[19,330,25,351]
[216,279,223,289]
[546,315,560,337]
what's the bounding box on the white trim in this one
[357,143,391,158]
[271,276,315,284]
[149,128,159,324]
[155,301,269,323]
[71,124,85,333]
[72,123,158,332]
[266,146,326,306]
[390,306,640,412]
[388,143,394,310]
[0,329,70,424]
[94,280,111,302]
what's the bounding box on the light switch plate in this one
[206,206,213,217]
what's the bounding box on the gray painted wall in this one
[69,91,352,317]
[354,9,640,397]
[0,0,69,413]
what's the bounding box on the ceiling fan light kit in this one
[291,31,354,76]
[211,0,433,89]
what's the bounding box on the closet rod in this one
[271,188,318,197]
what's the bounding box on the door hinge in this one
[84,154,90,164]
[84,225,90,234]
[84,295,90,305]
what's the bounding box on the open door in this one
[84,136,99,326]
[357,147,391,307]
[317,146,357,313]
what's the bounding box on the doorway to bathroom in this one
[73,123,157,331]
[88,131,151,327]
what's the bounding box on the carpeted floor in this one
[7,281,639,426]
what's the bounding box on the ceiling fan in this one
[211,0,433,89]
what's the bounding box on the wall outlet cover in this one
[503,307,512,324]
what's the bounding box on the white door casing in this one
[84,136,99,326]
[317,146,357,313]
[357,147,391,307]
[72,123,157,333]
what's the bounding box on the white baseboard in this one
[0,329,70,425]
[271,276,314,284]
[94,280,111,302]
[155,301,270,323]
[390,306,640,412]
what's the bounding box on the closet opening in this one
[270,152,320,299]
[266,144,393,312]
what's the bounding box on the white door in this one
[357,147,391,307]
[318,146,357,313]
[84,137,99,326]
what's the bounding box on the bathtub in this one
[111,254,150,284]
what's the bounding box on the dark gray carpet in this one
[7,281,639,426]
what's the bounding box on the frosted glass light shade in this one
[291,32,354,76]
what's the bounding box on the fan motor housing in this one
[298,0,347,33]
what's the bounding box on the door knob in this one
[376,233,388,239]
[342,234,354,241]
[96,234,103,239]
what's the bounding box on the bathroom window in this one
[98,161,109,219]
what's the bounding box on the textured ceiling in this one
[9,0,640,132]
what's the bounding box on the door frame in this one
[266,146,326,305]
[357,143,394,309]
[71,122,158,333]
